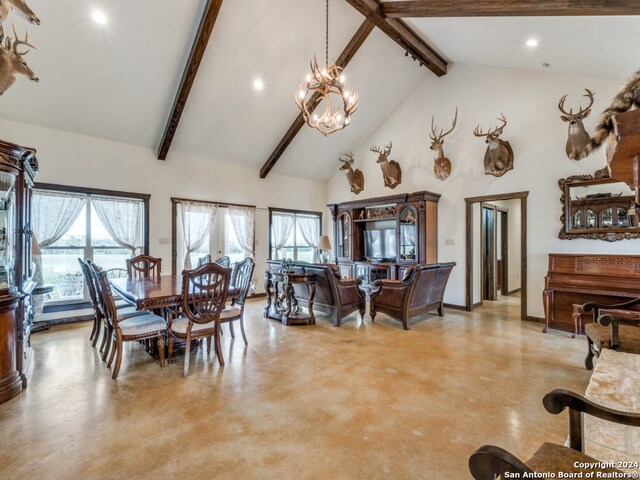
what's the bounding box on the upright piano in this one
[543,253,640,333]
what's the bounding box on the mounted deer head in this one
[473,113,514,177]
[339,151,364,195]
[558,88,595,160]
[0,25,38,95]
[429,107,457,181]
[370,141,402,189]
[0,0,40,25]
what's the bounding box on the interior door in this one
[481,204,497,301]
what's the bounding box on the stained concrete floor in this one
[0,296,591,479]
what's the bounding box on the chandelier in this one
[295,0,358,136]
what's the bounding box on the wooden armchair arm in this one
[598,313,640,348]
[583,297,640,315]
[543,388,640,452]
[336,277,362,287]
[369,278,411,301]
[468,445,533,480]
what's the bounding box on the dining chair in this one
[214,255,231,268]
[78,258,102,347]
[197,254,212,268]
[167,262,231,376]
[105,268,128,279]
[219,258,255,346]
[126,254,162,280]
[86,260,150,362]
[93,266,167,379]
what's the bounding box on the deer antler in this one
[558,94,573,117]
[494,113,507,136]
[431,107,458,142]
[384,142,392,155]
[577,88,594,115]
[558,89,595,118]
[339,152,354,164]
[473,124,489,138]
[12,25,37,56]
[370,145,381,154]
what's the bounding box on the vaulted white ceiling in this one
[0,1,638,182]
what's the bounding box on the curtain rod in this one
[171,197,256,209]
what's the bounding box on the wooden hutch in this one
[0,141,38,405]
[328,190,439,293]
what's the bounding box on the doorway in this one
[465,192,528,321]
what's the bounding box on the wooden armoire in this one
[328,190,439,294]
[0,140,38,405]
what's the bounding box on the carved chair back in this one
[214,256,231,268]
[127,255,161,280]
[232,258,255,307]
[87,261,112,328]
[197,254,212,268]
[181,262,230,326]
[105,268,127,279]
[78,258,99,312]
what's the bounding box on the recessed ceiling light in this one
[253,78,264,91]
[542,62,551,68]
[92,10,108,25]
[526,38,538,47]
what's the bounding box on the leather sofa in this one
[370,262,455,330]
[265,260,366,326]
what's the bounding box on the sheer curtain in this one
[297,215,320,263]
[180,201,217,269]
[272,213,294,260]
[228,206,255,259]
[32,191,86,283]
[92,196,142,257]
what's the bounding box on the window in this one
[269,209,322,262]
[172,199,255,273]
[33,184,149,305]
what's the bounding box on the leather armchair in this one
[370,262,455,330]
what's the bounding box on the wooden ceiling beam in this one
[259,19,375,179]
[345,0,447,77]
[157,0,224,161]
[381,1,640,18]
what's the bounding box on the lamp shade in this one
[317,235,332,250]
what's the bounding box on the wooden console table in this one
[264,271,316,326]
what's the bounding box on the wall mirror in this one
[559,172,640,241]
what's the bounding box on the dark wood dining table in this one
[110,275,238,311]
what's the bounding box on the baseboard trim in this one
[444,303,466,311]
[506,288,521,296]
[525,316,545,323]
[33,314,94,330]
[473,301,483,308]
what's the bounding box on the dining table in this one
[110,275,238,312]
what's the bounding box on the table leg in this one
[263,271,272,318]
[307,280,316,325]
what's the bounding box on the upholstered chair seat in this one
[219,306,241,319]
[118,314,167,337]
[525,442,621,475]
[584,323,640,352]
[117,306,149,320]
[169,317,223,335]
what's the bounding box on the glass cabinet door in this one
[338,213,351,258]
[601,208,613,228]
[0,171,16,289]
[399,206,417,261]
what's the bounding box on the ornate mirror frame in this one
[558,168,640,241]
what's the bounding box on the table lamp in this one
[317,235,332,263]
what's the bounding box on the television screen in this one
[364,229,397,261]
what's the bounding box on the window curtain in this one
[228,206,255,259]
[272,213,294,260]
[180,201,217,269]
[92,196,142,257]
[297,216,321,263]
[32,191,86,283]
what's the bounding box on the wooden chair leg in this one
[229,322,235,339]
[157,334,165,368]
[437,303,444,316]
[402,318,410,331]
[102,325,112,362]
[239,318,248,345]
[112,337,123,380]
[206,336,211,355]
[99,321,108,354]
[214,329,224,367]
[90,315,97,342]
[585,337,596,370]
[183,333,191,377]
[168,336,174,365]
[107,338,117,368]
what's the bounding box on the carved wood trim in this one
[328,190,440,210]
[259,19,375,179]
[557,169,640,241]
[380,0,640,18]
[157,0,224,160]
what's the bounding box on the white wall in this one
[0,118,328,294]
[489,198,522,294]
[327,63,634,317]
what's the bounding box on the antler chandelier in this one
[295,0,358,136]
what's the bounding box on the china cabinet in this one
[0,140,37,405]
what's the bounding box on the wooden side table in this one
[264,271,316,326]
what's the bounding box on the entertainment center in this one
[328,190,440,294]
